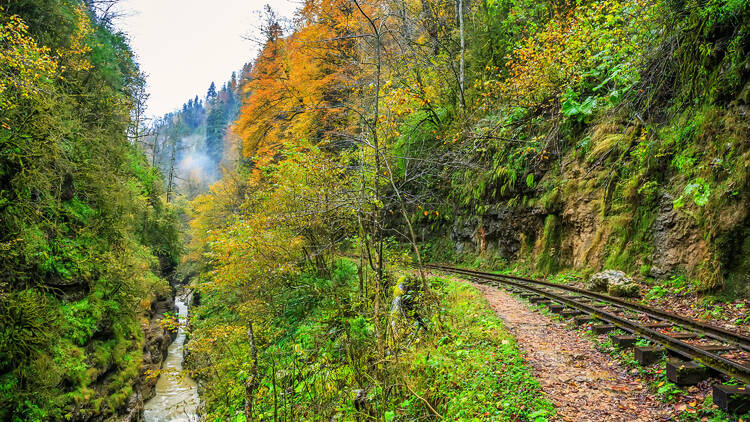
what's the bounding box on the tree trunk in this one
[244,321,259,421]
[166,140,176,203]
[458,0,466,109]
[353,0,386,359]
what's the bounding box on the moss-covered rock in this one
[587,270,640,298]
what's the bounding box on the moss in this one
[621,172,642,204]
[588,133,624,164]
[583,223,608,266]
[603,206,655,273]
[539,185,560,212]
[536,214,561,274]
[562,178,580,198]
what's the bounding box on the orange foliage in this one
[234,0,358,165]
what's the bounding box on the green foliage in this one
[419,236,457,264]
[187,257,553,421]
[666,0,750,104]
[674,178,711,209]
[0,2,180,419]
[61,298,100,346]
[561,90,598,123]
[644,275,697,301]
[0,289,58,366]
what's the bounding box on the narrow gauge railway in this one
[425,264,750,414]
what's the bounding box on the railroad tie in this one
[713,384,750,414]
[560,309,583,318]
[591,324,616,335]
[635,346,664,366]
[667,332,699,340]
[548,303,565,314]
[666,358,710,385]
[612,335,637,348]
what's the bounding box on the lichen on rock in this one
[587,270,640,297]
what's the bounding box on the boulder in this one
[587,271,612,291]
[587,270,640,298]
[607,280,640,298]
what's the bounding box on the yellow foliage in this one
[0,9,59,118]
[234,0,356,162]
[479,0,654,110]
[56,4,93,72]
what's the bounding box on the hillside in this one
[144,72,245,199]
[183,0,750,420]
[0,2,180,419]
[2,0,750,421]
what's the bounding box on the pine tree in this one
[207,81,217,101]
[205,103,225,173]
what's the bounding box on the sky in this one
[115,0,299,117]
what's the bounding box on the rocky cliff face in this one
[451,205,545,261]
[448,125,750,294]
[120,291,176,421]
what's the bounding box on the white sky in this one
[116,0,299,117]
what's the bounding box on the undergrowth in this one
[187,260,554,421]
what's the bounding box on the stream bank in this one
[142,291,199,421]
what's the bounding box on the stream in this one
[143,293,199,422]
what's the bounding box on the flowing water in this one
[143,294,199,422]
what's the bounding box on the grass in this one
[188,260,554,421]
[403,278,555,421]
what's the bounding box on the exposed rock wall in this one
[448,150,749,291]
[120,291,176,421]
[451,205,545,261]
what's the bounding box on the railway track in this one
[425,264,750,414]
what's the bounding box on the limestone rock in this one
[607,280,640,298]
[587,270,640,297]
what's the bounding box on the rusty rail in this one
[426,264,750,385]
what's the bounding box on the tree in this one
[205,103,226,174]
[207,81,217,101]
[127,70,151,146]
[458,0,466,109]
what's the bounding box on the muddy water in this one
[143,294,199,422]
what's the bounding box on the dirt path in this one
[473,282,676,422]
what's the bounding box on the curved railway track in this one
[426,264,750,413]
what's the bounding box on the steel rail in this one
[426,264,750,384]
[426,264,750,351]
